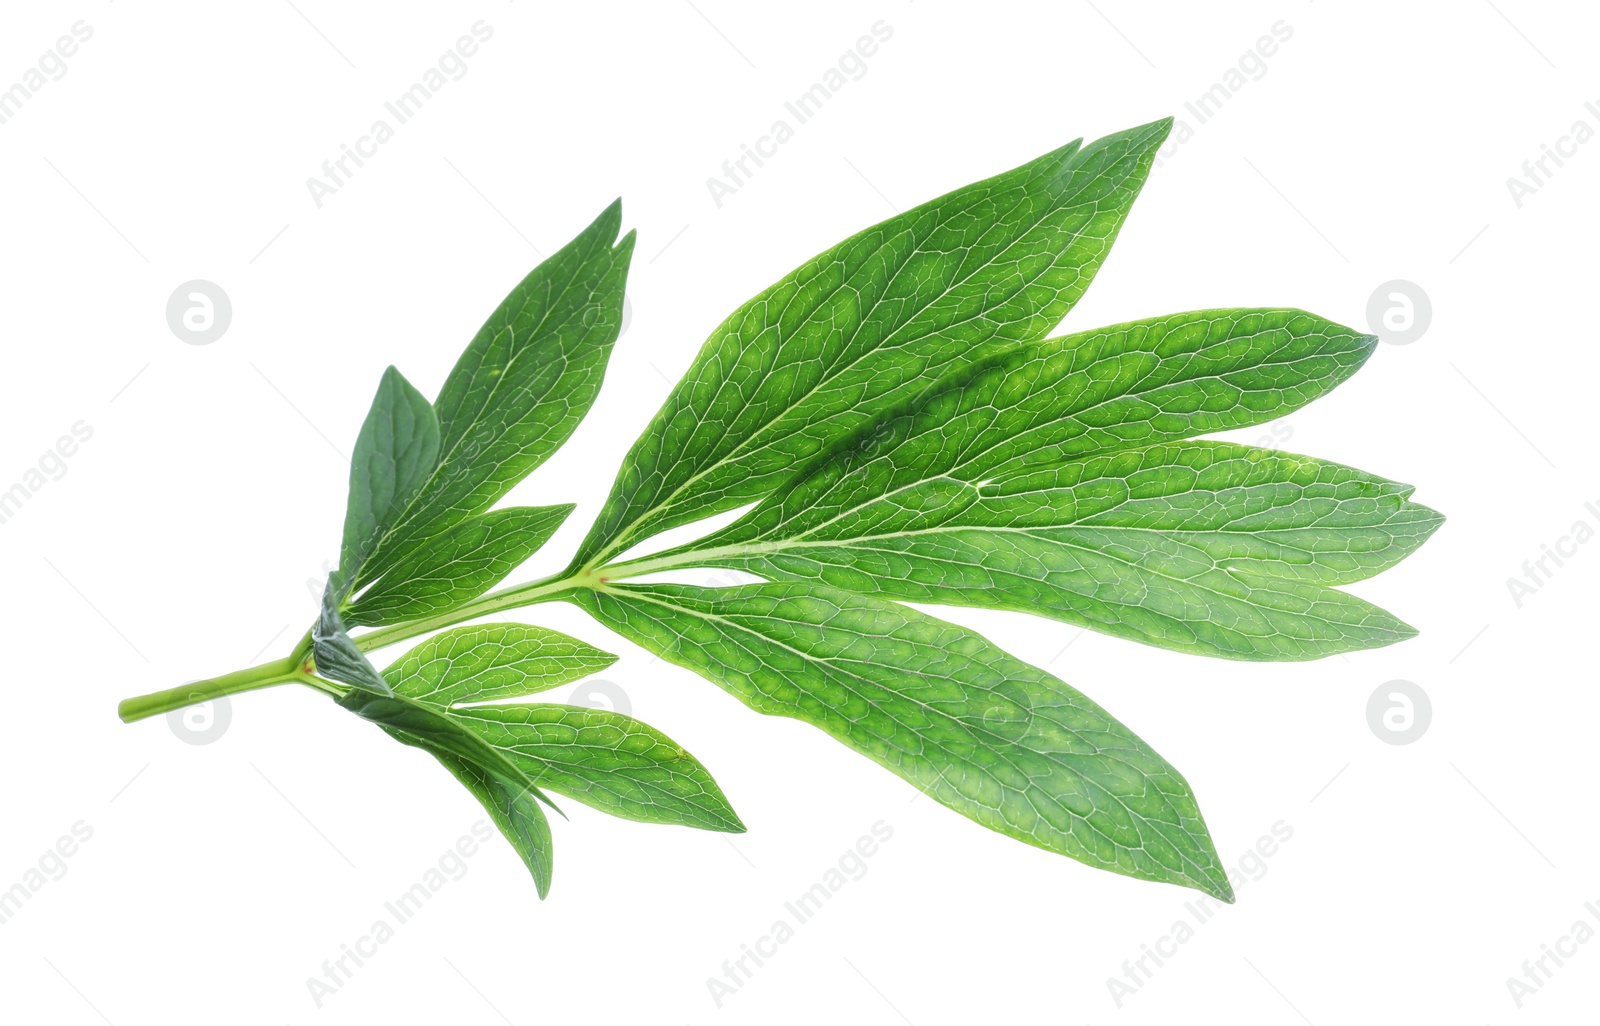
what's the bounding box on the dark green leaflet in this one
[317,205,632,689]
[431,750,555,898]
[381,623,616,706]
[315,365,441,695]
[379,623,744,832]
[572,119,1175,571]
[345,505,574,628]
[335,366,442,591]
[451,704,746,832]
[385,729,557,898]
[356,201,635,589]
[574,581,1231,899]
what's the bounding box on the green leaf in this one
[339,687,557,896]
[119,118,1445,909]
[344,505,574,628]
[427,747,554,898]
[572,119,1174,570]
[381,623,743,831]
[672,309,1440,660]
[334,365,442,594]
[313,365,442,694]
[338,687,551,800]
[573,581,1232,900]
[384,623,618,707]
[358,201,636,588]
[452,704,746,832]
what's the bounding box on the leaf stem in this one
[593,543,764,582]
[114,542,735,722]
[351,569,589,653]
[116,655,304,723]
[348,542,756,655]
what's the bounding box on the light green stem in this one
[114,541,745,723]
[351,569,588,653]
[117,656,304,723]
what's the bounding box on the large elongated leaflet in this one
[572,119,1174,570]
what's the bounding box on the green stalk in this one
[114,544,732,723]
[117,655,304,723]
[116,571,588,721]
[352,569,588,653]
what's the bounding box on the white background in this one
[1,1,1595,1022]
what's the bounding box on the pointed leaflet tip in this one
[1337,331,1381,379]
[551,198,627,267]
[1121,115,1175,151]
[1174,797,1234,902]
[589,197,624,248]
[1081,115,1174,158]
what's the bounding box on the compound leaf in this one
[126,119,1446,908]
